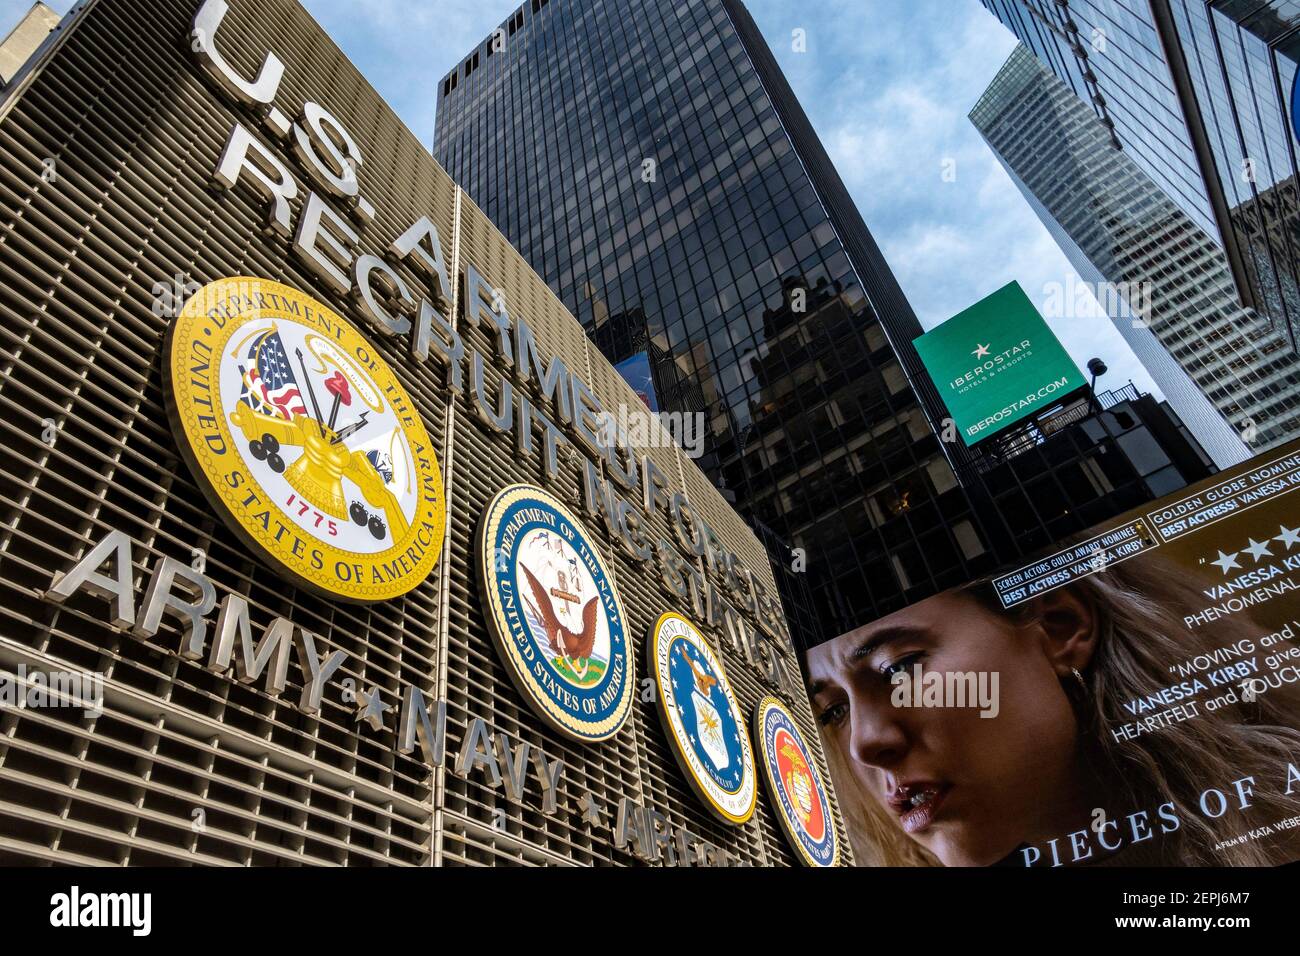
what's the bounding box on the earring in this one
[1071,667,1087,693]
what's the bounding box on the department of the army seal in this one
[164,277,446,602]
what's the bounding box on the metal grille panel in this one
[0,0,849,866]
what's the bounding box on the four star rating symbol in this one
[1211,550,1241,574]
[1245,538,1273,562]
[1208,525,1300,574]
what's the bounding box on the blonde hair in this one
[820,553,1300,867]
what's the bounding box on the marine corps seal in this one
[754,695,839,866]
[164,277,446,602]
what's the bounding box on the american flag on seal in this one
[365,449,394,484]
[239,328,308,421]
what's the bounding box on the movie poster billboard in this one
[809,441,1300,866]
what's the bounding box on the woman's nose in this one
[848,696,909,769]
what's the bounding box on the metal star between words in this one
[578,790,607,828]
[355,685,390,732]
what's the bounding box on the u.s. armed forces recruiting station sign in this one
[754,696,839,867]
[650,612,756,825]
[165,278,446,601]
[12,0,839,867]
[176,0,798,690]
[478,485,633,741]
[914,281,1087,446]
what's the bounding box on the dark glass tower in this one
[433,0,1207,649]
[434,0,1003,646]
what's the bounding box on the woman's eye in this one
[879,651,924,680]
[817,702,848,728]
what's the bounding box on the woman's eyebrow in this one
[849,626,926,663]
[806,625,928,696]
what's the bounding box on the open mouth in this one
[888,783,950,834]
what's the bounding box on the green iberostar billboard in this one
[914,281,1087,446]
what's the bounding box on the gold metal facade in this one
[0,0,848,866]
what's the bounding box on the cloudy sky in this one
[3,0,1156,392]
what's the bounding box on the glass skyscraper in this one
[432,0,1215,648]
[973,46,1300,458]
[433,0,1007,645]
[980,0,1300,360]
[1190,2,1300,338]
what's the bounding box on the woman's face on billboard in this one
[808,589,1097,866]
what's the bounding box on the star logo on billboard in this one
[972,343,991,359]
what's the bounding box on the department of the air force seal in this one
[164,277,446,602]
[649,612,756,825]
[754,696,839,866]
[477,484,633,742]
